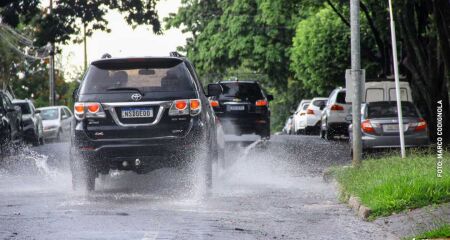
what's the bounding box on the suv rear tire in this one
[70,148,96,191]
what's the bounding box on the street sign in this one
[345,69,366,103]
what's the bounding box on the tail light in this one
[190,99,201,115]
[74,102,106,120]
[210,100,219,107]
[361,119,375,133]
[306,109,314,115]
[255,100,268,107]
[169,99,201,116]
[413,118,427,132]
[330,104,344,111]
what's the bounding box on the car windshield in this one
[219,82,263,101]
[14,103,31,114]
[312,100,327,107]
[336,91,346,104]
[367,102,419,118]
[80,59,194,94]
[40,108,59,120]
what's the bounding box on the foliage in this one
[332,150,450,218]
[0,0,161,46]
[290,7,350,96]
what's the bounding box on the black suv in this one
[0,90,22,148]
[71,54,224,191]
[209,81,273,139]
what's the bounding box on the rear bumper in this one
[218,115,269,135]
[362,133,430,149]
[72,119,207,171]
[328,122,349,135]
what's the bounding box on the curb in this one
[323,171,372,221]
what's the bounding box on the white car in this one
[320,87,351,140]
[295,98,327,135]
[292,99,311,134]
[37,106,73,141]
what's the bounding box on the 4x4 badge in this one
[131,93,142,101]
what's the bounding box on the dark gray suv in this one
[71,54,224,191]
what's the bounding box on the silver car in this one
[37,106,73,141]
[349,101,429,152]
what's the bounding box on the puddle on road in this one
[0,139,331,207]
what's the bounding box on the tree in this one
[0,0,162,46]
[290,7,350,96]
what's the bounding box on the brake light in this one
[414,118,427,132]
[175,100,188,110]
[190,99,200,110]
[255,100,268,107]
[306,109,314,115]
[330,104,344,111]
[210,100,219,107]
[169,99,202,116]
[87,103,100,113]
[361,119,375,133]
[74,103,84,114]
[74,102,106,120]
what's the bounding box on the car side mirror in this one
[207,84,222,97]
[72,87,79,100]
[345,115,352,123]
[267,95,274,101]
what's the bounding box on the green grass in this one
[332,150,450,218]
[405,224,450,239]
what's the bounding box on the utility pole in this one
[48,0,56,106]
[83,24,87,71]
[351,0,362,166]
[388,0,406,158]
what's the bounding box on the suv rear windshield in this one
[80,59,195,94]
[15,103,31,114]
[367,102,419,118]
[219,82,263,101]
[336,91,346,104]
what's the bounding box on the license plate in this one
[121,107,153,118]
[382,124,408,132]
[228,105,245,111]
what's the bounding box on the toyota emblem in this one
[131,93,142,101]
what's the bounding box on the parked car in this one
[348,101,429,153]
[13,99,44,146]
[320,88,351,140]
[282,116,294,135]
[295,97,327,135]
[37,106,73,141]
[292,99,311,134]
[70,54,224,191]
[0,90,22,147]
[209,80,273,139]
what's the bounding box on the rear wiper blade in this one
[106,87,144,95]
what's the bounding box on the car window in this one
[80,61,195,94]
[388,88,408,101]
[219,83,263,101]
[366,88,384,102]
[367,102,418,118]
[15,102,31,114]
[302,103,310,110]
[63,108,72,117]
[336,91,346,104]
[40,109,59,120]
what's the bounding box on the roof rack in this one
[169,51,184,58]
[101,53,112,59]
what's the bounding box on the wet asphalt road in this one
[0,135,398,240]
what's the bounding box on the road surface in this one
[0,135,398,239]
